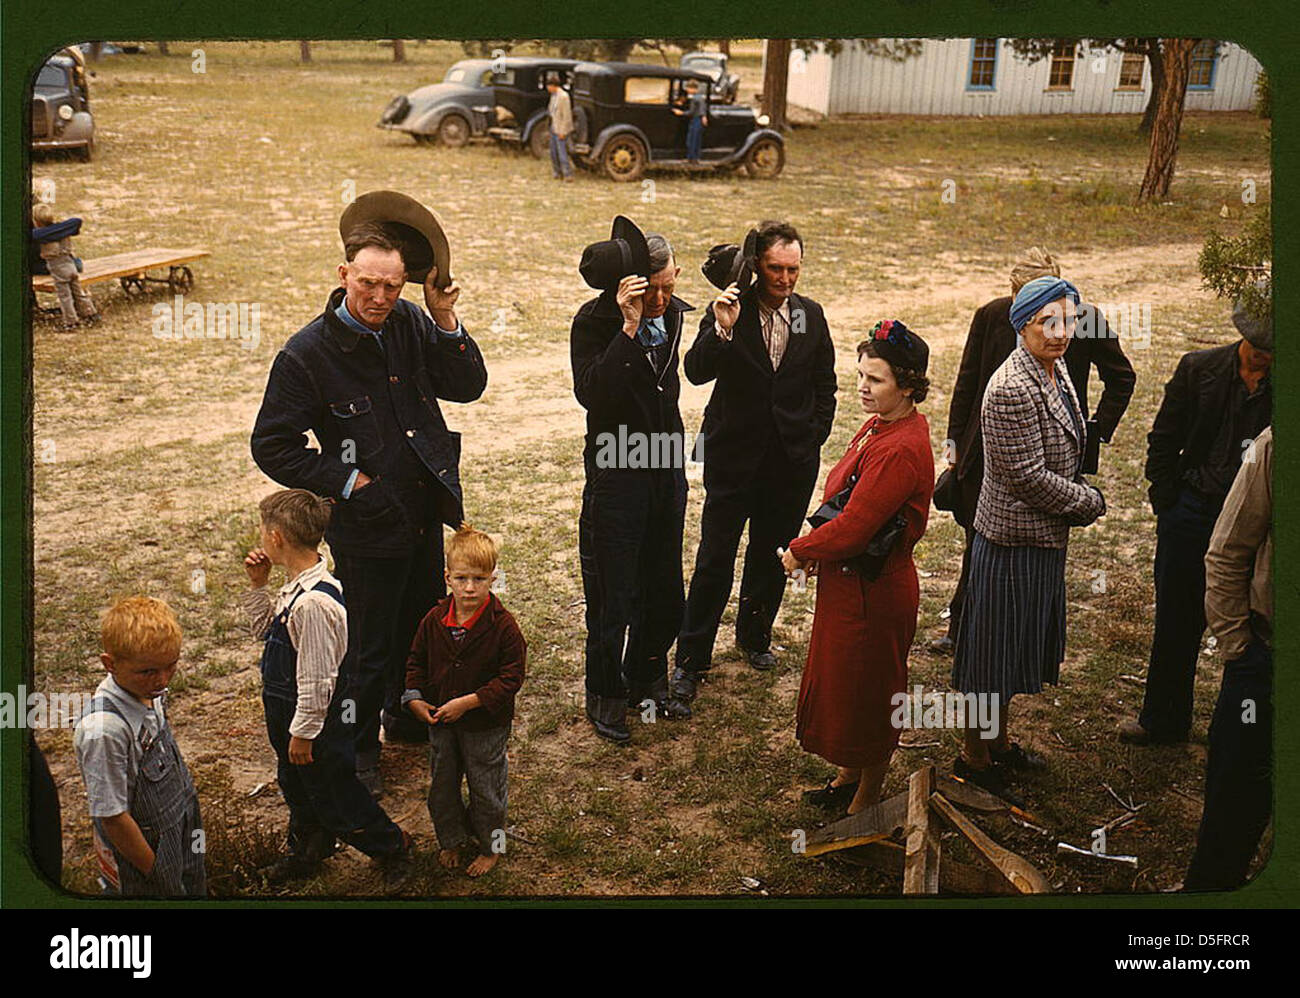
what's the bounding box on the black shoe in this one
[953,757,1025,809]
[378,829,414,886]
[740,646,778,671]
[927,635,955,655]
[992,742,1048,772]
[670,666,704,702]
[382,710,428,744]
[586,693,630,744]
[802,777,860,811]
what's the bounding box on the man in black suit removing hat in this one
[252,191,487,796]
[571,217,694,743]
[672,220,837,711]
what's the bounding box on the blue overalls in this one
[261,580,404,860]
[87,695,206,897]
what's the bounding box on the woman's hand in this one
[780,548,806,575]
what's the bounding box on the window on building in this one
[968,38,997,89]
[1117,47,1145,89]
[1189,39,1219,89]
[1047,40,1076,89]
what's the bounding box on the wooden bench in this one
[32,247,210,297]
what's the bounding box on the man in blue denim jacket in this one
[251,220,487,796]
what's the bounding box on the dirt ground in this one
[28,41,1272,901]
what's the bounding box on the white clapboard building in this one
[784,39,1263,117]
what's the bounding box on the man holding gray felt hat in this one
[673,220,837,710]
[252,190,487,796]
[570,216,694,743]
[1118,282,1272,747]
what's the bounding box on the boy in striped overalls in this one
[74,597,206,896]
[244,489,411,882]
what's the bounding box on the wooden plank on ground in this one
[835,840,1018,895]
[939,775,1044,825]
[32,248,210,292]
[801,791,908,857]
[903,765,940,894]
[929,791,1051,894]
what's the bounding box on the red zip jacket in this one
[403,593,526,730]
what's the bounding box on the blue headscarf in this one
[1009,276,1081,333]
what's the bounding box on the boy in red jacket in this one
[403,524,526,877]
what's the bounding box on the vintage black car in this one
[32,52,95,161]
[679,51,741,104]
[484,57,579,157]
[378,59,497,147]
[568,62,783,182]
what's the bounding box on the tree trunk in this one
[719,38,730,56]
[1138,41,1164,135]
[392,39,406,62]
[158,40,170,56]
[87,42,104,63]
[299,40,312,64]
[1138,38,1196,202]
[762,38,792,130]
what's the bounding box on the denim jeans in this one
[686,117,704,161]
[549,131,573,178]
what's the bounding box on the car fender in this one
[521,108,550,144]
[725,127,784,163]
[64,111,95,142]
[590,123,652,162]
[411,103,478,136]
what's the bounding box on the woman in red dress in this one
[782,321,934,815]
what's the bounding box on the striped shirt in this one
[243,558,348,739]
[759,298,791,369]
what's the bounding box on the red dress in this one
[788,410,934,768]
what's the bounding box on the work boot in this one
[739,644,778,671]
[953,756,1025,810]
[586,692,630,744]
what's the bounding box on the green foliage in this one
[1198,203,1271,320]
[1254,70,1270,118]
[793,38,923,61]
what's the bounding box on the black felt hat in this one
[579,215,651,290]
[701,228,757,291]
[339,190,451,288]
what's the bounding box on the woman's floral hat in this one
[868,319,929,374]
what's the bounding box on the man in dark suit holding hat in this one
[571,216,694,743]
[672,220,837,711]
[252,191,487,795]
[1118,286,1272,747]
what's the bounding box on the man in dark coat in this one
[571,220,693,743]
[932,249,1136,653]
[251,220,487,795]
[1119,291,1272,745]
[673,220,837,710]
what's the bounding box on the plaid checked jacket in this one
[973,345,1105,548]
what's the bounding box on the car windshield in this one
[36,64,67,88]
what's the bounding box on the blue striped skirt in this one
[951,532,1068,700]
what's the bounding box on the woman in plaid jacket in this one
[952,276,1105,804]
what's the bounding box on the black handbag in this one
[806,471,909,581]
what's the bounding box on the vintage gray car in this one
[679,51,741,104]
[378,59,496,147]
[32,52,95,161]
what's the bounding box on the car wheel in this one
[602,135,647,182]
[528,119,551,159]
[438,114,471,148]
[77,138,94,162]
[743,137,784,178]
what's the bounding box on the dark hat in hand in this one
[701,228,757,290]
[867,319,929,375]
[339,190,451,288]
[579,215,650,290]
